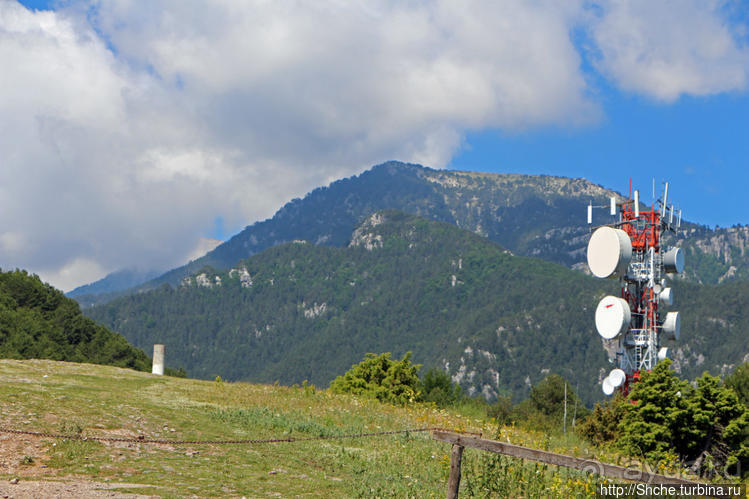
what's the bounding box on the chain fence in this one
[0,426,481,446]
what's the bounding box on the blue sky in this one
[451,92,749,228]
[6,0,749,289]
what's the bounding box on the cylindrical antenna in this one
[634,190,640,217]
[587,203,592,224]
[610,197,616,216]
[669,204,674,224]
[677,209,682,228]
[662,182,669,218]
[652,178,655,204]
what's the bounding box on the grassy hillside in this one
[1,359,628,497]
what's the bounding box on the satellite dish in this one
[595,296,631,340]
[609,368,626,388]
[658,287,673,306]
[658,347,670,361]
[662,311,680,340]
[602,377,615,396]
[663,248,685,274]
[587,227,632,279]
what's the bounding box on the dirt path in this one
[0,478,158,498]
[1,433,158,498]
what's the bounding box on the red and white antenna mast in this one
[586,181,684,395]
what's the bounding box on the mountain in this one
[68,268,162,298]
[675,225,749,284]
[87,212,610,404]
[86,211,749,405]
[0,268,151,371]
[75,162,749,307]
[66,268,163,308]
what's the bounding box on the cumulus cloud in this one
[1,0,747,291]
[588,0,749,101]
[90,1,597,159]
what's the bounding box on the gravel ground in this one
[1,433,158,498]
[0,478,157,498]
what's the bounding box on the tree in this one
[329,352,421,405]
[617,360,749,478]
[507,374,587,433]
[683,372,749,477]
[617,360,690,463]
[725,362,749,408]
[419,368,463,407]
[577,393,627,446]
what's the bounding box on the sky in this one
[3,0,749,291]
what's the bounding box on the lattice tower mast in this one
[586,181,685,396]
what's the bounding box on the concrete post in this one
[152,344,164,375]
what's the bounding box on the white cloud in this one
[589,0,749,101]
[1,0,748,291]
[36,257,106,293]
[184,237,223,264]
[88,0,599,161]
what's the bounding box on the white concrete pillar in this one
[152,344,164,375]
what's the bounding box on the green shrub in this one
[487,394,515,425]
[576,393,627,446]
[329,352,420,405]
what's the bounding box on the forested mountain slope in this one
[88,212,608,403]
[0,269,150,371]
[86,212,749,405]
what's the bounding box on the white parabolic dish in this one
[595,296,631,340]
[587,227,632,279]
[663,311,680,340]
[658,347,670,361]
[663,247,685,274]
[602,377,615,396]
[608,368,626,387]
[658,287,673,306]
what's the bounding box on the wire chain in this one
[0,426,480,445]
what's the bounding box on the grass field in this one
[0,359,657,497]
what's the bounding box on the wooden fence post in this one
[433,431,704,487]
[447,443,464,499]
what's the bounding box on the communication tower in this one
[586,181,684,395]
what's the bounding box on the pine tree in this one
[617,360,749,478]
